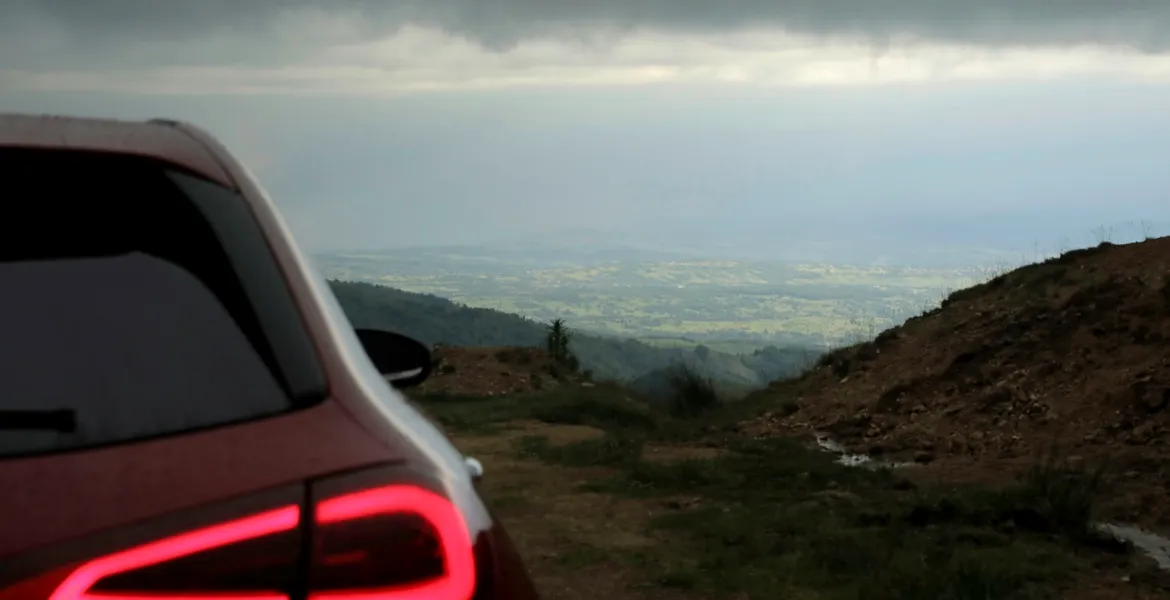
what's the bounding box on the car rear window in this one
[0,148,327,458]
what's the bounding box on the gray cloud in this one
[3,0,1170,71]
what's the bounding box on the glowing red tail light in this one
[309,484,476,600]
[48,506,301,600]
[44,483,477,600]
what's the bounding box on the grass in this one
[410,387,658,435]
[412,387,1139,600]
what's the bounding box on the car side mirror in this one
[354,328,432,389]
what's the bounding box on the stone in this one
[913,451,936,464]
[1144,388,1169,412]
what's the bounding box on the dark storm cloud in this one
[3,0,1170,69]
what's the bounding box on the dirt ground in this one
[447,418,1169,600]
[419,347,577,397]
[452,421,695,600]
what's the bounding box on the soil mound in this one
[417,346,577,397]
[742,237,1170,526]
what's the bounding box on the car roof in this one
[0,113,234,188]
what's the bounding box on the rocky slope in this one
[742,237,1170,527]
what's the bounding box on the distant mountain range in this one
[341,217,1170,269]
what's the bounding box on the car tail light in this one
[310,484,476,600]
[43,483,476,600]
[48,506,301,600]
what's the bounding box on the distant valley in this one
[329,280,810,391]
[316,244,992,350]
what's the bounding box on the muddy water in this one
[813,434,915,469]
[1096,524,1170,571]
[812,432,1170,572]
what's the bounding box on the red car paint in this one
[0,114,540,600]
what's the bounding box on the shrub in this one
[1014,449,1107,539]
[665,363,722,418]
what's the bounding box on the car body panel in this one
[0,401,389,559]
[171,120,476,488]
[0,113,540,599]
[0,114,232,187]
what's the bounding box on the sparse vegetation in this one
[411,386,656,435]
[412,386,1154,600]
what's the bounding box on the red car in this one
[0,114,540,600]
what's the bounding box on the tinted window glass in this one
[0,149,324,457]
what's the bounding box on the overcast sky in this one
[2,1,1169,263]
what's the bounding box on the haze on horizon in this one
[2,0,1169,265]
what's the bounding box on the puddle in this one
[1096,524,1170,571]
[814,432,915,469]
[813,432,1170,572]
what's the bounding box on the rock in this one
[1130,422,1157,444]
[947,437,968,453]
[812,490,862,504]
[663,497,702,510]
[913,451,936,464]
[893,478,918,491]
[1145,388,1169,412]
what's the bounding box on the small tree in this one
[545,318,580,373]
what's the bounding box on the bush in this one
[665,364,722,418]
[899,448,1108,543]
[1014,449,1107,539]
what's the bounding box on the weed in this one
[516,434,644,468]
[553,542,610,568]
[411,387,656,434]
[531,392,657,432]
